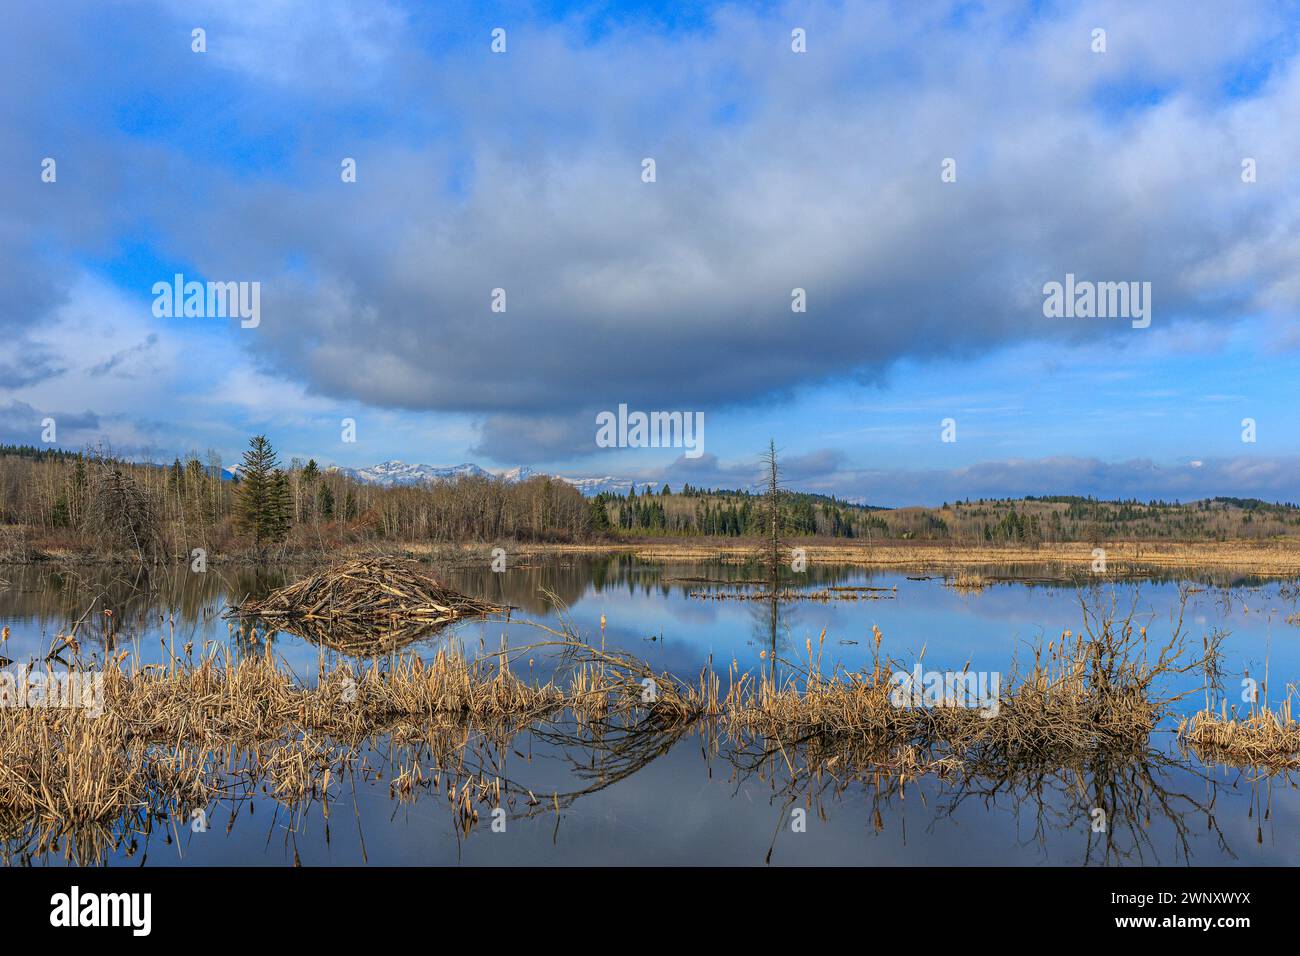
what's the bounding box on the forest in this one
[1,440,1298,563]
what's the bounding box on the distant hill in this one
[589,488,1300,542]
[303,459,641,497]
[8,444,1300,544]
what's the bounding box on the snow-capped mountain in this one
[221,459,647,496]
[330,460,494,486]
[559,475,637,496]
[330,460,641,497]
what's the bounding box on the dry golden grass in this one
[517,593,1203,784]
[0,644,564,855]
[685,586,895,602]
[42,536,1290,579]
[716,621,1170,772]
[944,572,990,592]
[1180,698,1300,770]
[0,590,1259,859]
[610,539,1300,576]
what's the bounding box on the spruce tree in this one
[268,470,294,541]
[236,435,292,550]
[589,498,612,532]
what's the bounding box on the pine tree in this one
[236,435,292,550]
[268,470,294,541]
[589,497,612,532]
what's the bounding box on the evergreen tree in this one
[236,435,292,550]
[268,470,294,541]
[589,497,612,532]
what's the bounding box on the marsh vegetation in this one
[2,553,1298,866]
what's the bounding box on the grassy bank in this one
[345,538,1300,577]
[11,536,1300,578]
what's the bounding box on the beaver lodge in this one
[227,557,508,653]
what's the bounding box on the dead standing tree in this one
[759,440,789,582]
[757,440,790,684]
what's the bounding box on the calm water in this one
[2,555,1298,866]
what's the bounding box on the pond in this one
[1,554,1297,866]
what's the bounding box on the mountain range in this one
[225,459,641,497]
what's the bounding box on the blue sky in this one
[3,0,1300,505]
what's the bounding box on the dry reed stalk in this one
[1179,697,1300,769]
[0,589,1232,859]
[944,572,989,592]
[686,587,894,602]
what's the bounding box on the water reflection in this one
[1,554,1299,866]
[3,713,1284,867]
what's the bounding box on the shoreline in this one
[613,540,1300,575]
[8,538,1300,576]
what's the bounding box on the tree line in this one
[3,438,1299,563]
[0,437,597,561]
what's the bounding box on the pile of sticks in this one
[227,557,507,652]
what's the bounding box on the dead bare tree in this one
[759,440,789,581]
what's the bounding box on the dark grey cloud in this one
[470,412,598,464]
[0,400,100,445]
[0,350,65,388]
[0,4,153,391]
[178,1,1300,468]
[2,2,1299,467]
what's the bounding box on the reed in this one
[1179,697,1300,769]
[686,587,894,602]
[944,572,989,592]
[0,590,1240,858]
